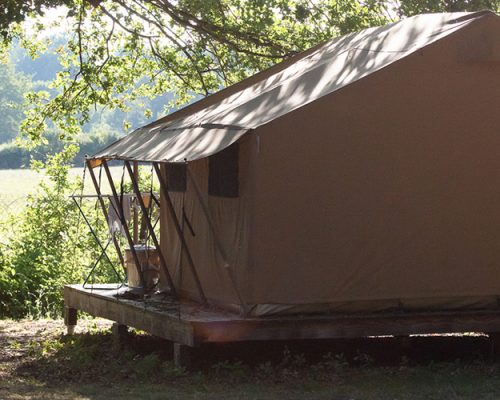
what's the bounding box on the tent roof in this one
[91,10,497,163]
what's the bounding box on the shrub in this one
[0,145,117,318]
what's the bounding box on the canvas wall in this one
[245,17,500,315]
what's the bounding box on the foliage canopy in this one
[0,1,498,146]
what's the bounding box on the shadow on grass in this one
[14,326,496,384]
[8,326,500,399]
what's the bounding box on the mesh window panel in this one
[166,163,187,192]
[208,143,239,198]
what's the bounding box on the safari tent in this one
[86,11,500,318]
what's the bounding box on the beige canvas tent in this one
[90,11,500,317]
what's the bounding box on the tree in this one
[1,0,391,145]
[398,0,499,16]
[0,60,31,143]
[0,1,498,146]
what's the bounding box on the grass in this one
[0,166,124,215]
[2,319,500,399]
[0,166,125,197]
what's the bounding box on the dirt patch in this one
[0,319,111,362]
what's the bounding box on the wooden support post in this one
[489,332,500,360]
[112,323,129,351]
[86,159,124,268]
[64,306,77,335]
[102,160,146,291]
[133,161,139,244]
[173,343,192,369]
[124,161,177,297]
[153,162,207,305]
[396,335,412,352]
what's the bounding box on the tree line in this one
[0,37,174,168]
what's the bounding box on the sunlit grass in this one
[0,166,124,215]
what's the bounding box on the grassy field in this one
[0,169,47,214]
[0,167,123,215]
[2,319,500,399]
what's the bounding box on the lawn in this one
[2,319,500,399]
[0,167,124,215]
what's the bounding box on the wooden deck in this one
[64,284,500,348]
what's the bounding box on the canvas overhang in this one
[90,11,492,163]
[90,125,249,163]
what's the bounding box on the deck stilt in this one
[112,323,129,351]
[488,332,500,360]
[64,306,77,335]
[173,343,191,369]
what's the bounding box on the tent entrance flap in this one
[154,162,208,304]
[187,166,249,316]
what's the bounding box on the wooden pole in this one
[102,159,146,291]
[85,159,124,269]
[64,306,77,335]
[153,162,207,305]
[133,161,139,244]
[125,161,177,297]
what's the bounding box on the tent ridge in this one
[161,123,250,132]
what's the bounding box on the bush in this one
[0,145,118,318]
